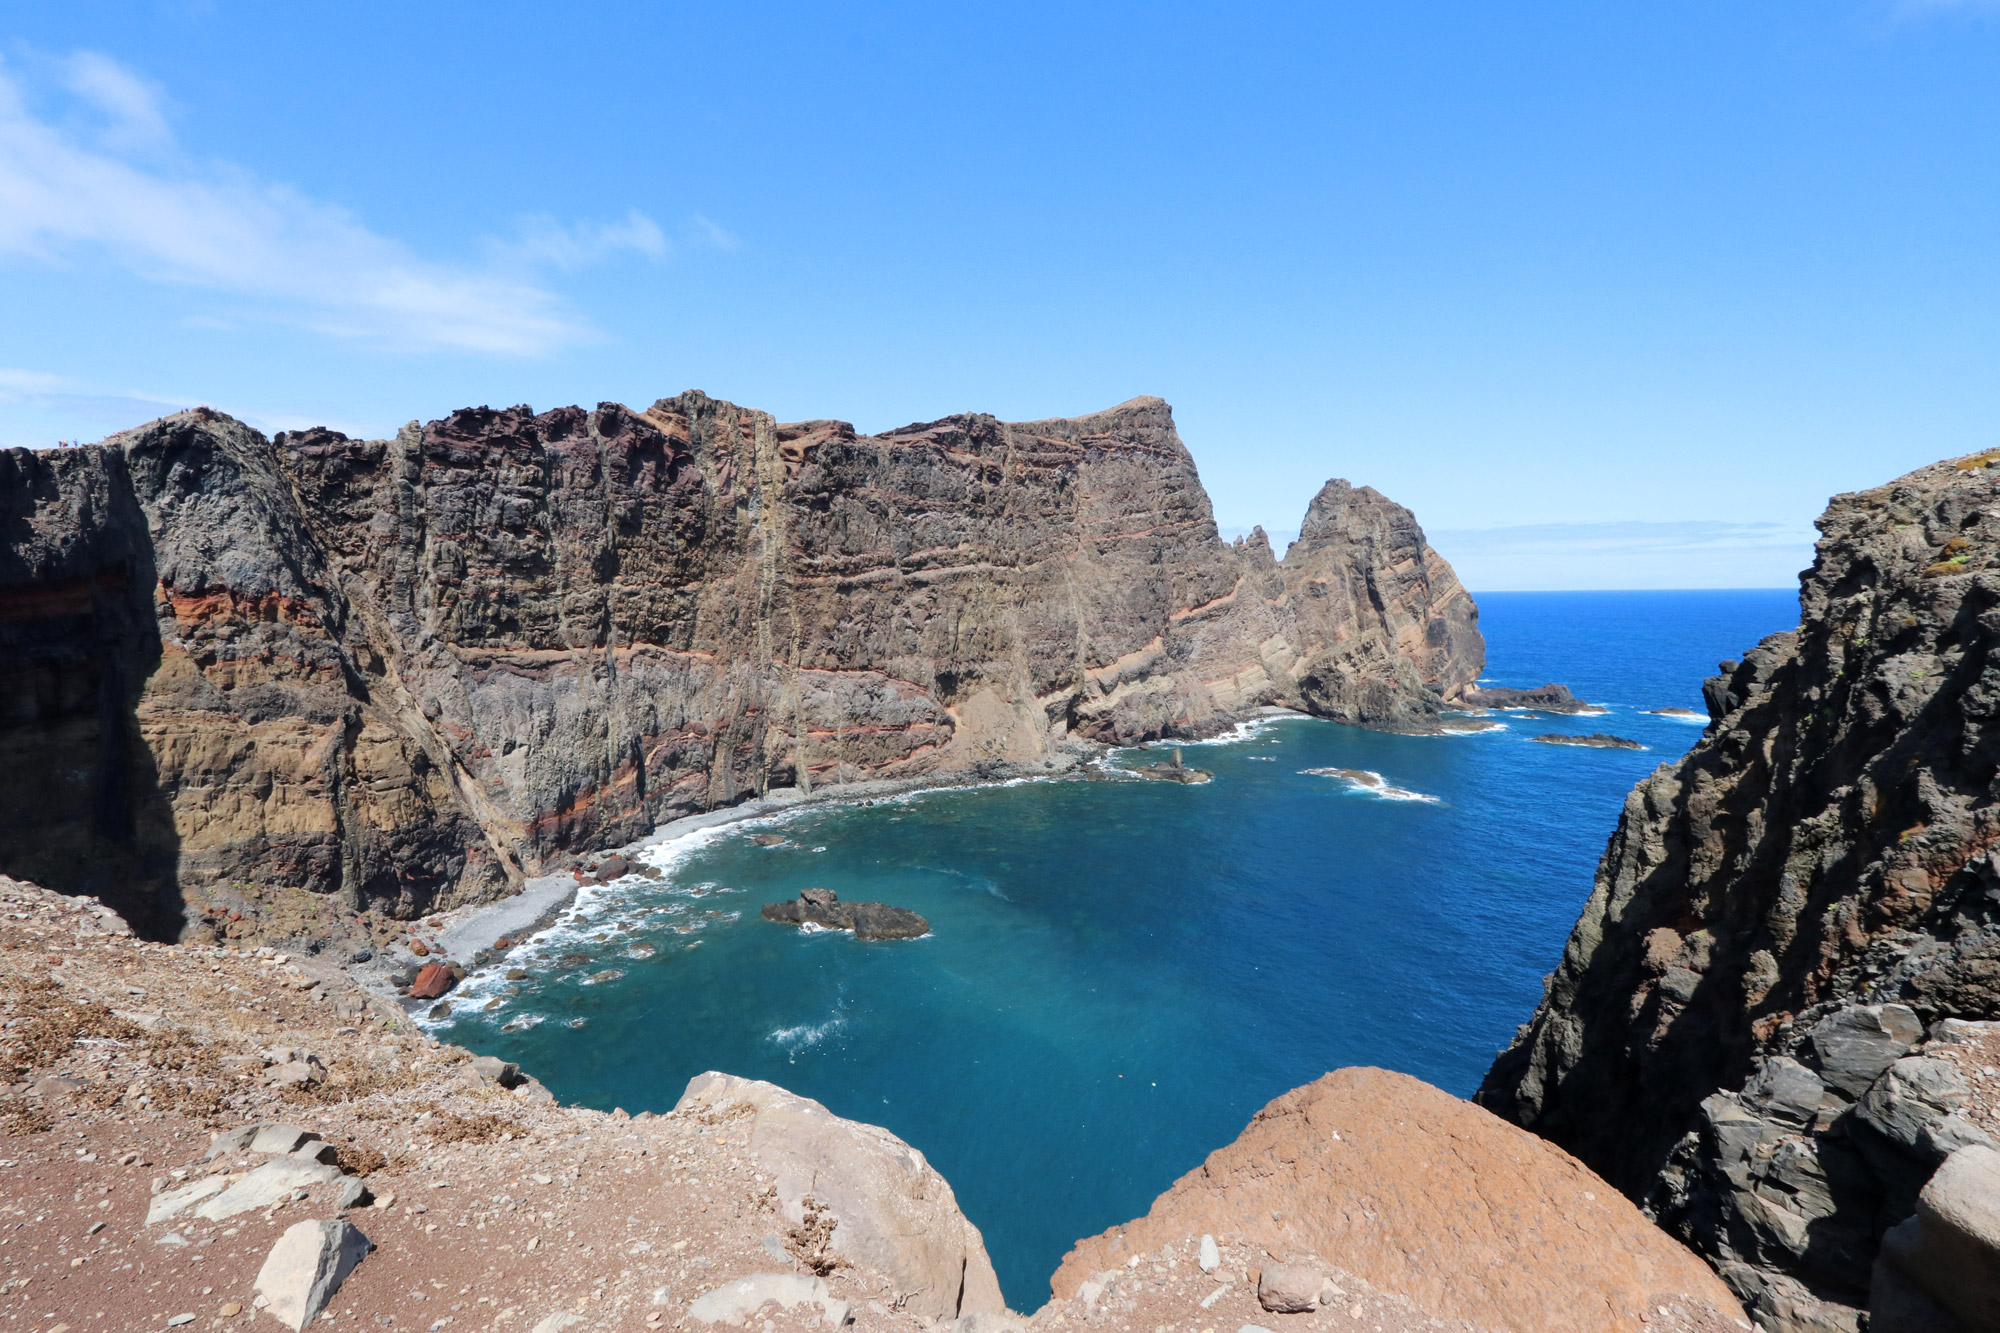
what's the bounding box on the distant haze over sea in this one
[1223,521,1815,592]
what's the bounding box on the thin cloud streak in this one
[0,53,674,356]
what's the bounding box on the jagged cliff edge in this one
[0,393,1480,940]
[1478,449,2000,1331]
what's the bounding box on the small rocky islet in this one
[1,396,1995,1330]
[760,886,931,941]
[1531,733,1645,750]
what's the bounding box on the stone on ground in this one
[1257,1264,1325,1313]
[253,1218,373,1331]
[194,1157,341,1221]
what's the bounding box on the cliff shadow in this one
[0,449,185,940]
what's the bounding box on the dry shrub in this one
[146,1027,223,1079]
[334,1141,389,1175]
[0,979,143,1077]
[150,1079,229,1122]
[426,1111,523,1144]
[696,1101,755,1128]
[0,1097,51,1136]
[786,1195,843,1275]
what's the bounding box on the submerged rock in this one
[761,889,929,941]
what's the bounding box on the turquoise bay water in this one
[435,589,1799,1305]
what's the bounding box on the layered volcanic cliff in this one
[0,393,1479,940]
[1478,452,2000,1330]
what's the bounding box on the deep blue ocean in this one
[435,589,1800,1307]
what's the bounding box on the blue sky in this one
[2,3,1996,589]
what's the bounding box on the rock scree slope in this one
[0,393,1480,941]
[1478,449,2000,1331]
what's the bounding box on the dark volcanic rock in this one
[1460,682,1589,712]
[761,889,928,940]
[1530,733,1643,749]
[1478,450,2000,1329]
[1127,745,1213,783]
[0,396,1479,940]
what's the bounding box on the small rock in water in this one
[752,833,786,846]
[1530,733,1644,750]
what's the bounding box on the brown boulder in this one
[1050,1067,1744,1333]
[407,963,454,1000]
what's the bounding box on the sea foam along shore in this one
[368,706,1322,1015]
[365,759,1132,1019]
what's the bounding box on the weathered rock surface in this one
[1478,450,2000,1329]
[0,397,1479,941]
[674,1071,1005,1320]
[687,1272,851,1328]
[1460,682,1589,712]
[1877,1143,2000,1331]
[1050,1067,1745,1333]
[254,1217,373,1331]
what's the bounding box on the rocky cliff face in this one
[1478,451,2000,1331]
[0,394,1479,940]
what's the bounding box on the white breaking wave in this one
[1299,767,1442,804]
[768,1007,848,1060]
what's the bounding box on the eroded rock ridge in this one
[0,395,1479,939]
[1479,451,2000,1330]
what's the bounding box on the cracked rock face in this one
[1477,450,2000,1330]
[0,394,1478,939]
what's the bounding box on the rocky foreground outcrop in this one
[1478,450,2000,1330]
[2,871,1754,1333]
[1049,1068,1746,1333]
[0,874,997,1331]
[0,396,1478,941]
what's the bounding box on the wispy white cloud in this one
[0,52,684,356]
[485,211,668,275]
[689,214,742,253]
[58,51,171,152]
